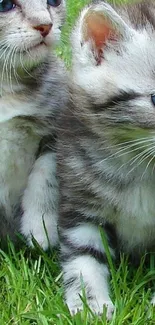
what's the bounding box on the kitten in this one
[0,0,67,250]
[57,0,155,319]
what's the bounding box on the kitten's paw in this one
[67,297,114,320]
[90,298,114,319]
[21,212,58,250]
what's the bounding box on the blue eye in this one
[47,0,61,7]
[151,94,155,106]
[0,0,15,12]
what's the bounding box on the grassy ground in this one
[1,0,155,324]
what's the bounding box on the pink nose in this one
[34,24,52,37]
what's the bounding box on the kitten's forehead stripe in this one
[93,91,140,112]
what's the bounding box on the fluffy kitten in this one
[0,0,67,250]
[57,0,155,318]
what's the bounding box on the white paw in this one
[21,212,58,250]
[67,297,114,319]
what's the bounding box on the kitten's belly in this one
[115,183,155,253]
[0,120,40,212]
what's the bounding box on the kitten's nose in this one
[34,24,52,37]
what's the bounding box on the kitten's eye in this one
[47,0,61,7]
[151,94,155,106]
[0,0,15,12]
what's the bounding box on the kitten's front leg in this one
[21,152,58,250]
[60,221,115,319]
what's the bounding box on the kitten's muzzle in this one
[33,24,53,38]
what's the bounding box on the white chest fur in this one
[0,118,40,213]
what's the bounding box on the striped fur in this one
[57,0,155,318]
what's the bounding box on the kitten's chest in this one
[0,119,40,203]
[116,182,155,252]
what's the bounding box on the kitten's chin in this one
[23,42,49,62]
[15,43,50,75]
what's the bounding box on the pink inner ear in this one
[84,12,118,50]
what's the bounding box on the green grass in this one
[57,0,90,66]
[1,0,155,324]
[1,241,155,324]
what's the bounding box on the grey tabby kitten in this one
[0,0,67,250]
[57,0,155,319]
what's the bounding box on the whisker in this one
[8,46,17,93]
[19,47,34,79]
[116,144,152,172]
[152,161,155,175]
[0,45,12,95]
[12,45,21,85]
[129,144,153,166]
[97,141,153,166]
[127,147,155,176]
[141,149,155,180]
[96,136,155,153]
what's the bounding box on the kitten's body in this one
[0,0,67,248]
[57,0,155,317]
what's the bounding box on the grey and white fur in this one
[57,0,155,318]
[0,0,67,250]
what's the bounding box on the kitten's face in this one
[72,2,155,145]
[0,0,65,70]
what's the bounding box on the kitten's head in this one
[71,1,155,146]
[0,0,65,73]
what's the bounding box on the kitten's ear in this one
[81,3,132,63]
